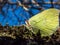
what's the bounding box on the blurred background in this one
[0,0,60,45]
[0,0,60,26]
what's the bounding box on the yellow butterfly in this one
[26,8,59,37]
